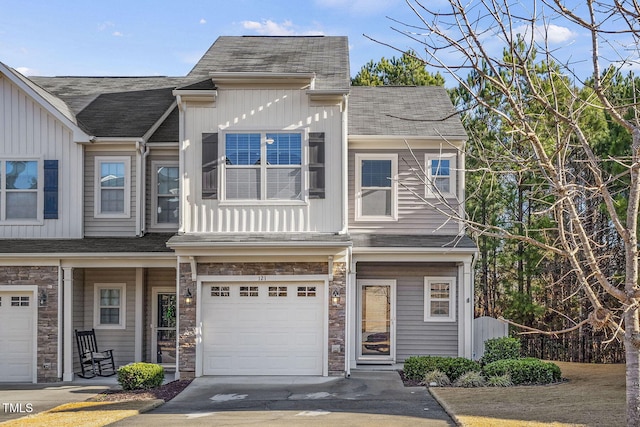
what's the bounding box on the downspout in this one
[344,244,353,378]
[340,93,349,234]
[135,139,149,237]
[176,95,186,234]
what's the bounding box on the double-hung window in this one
[1,160,39,221]
[426,153,456,198]
[152,162,179,226]
[355,153,398,221]
[424,277,456,322]
[94,284,126,329]
[224,132,302,201]
[95,156,130,218]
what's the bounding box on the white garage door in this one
[0,292,35,382]
[202,283,324,375]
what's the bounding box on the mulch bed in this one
[90,379,193,402]
[398,370,423,387]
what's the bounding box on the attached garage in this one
[0,291,36,382]
[201,282,325,375]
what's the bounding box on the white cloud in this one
[512,23,576,44]
[200,18,207,24]
[112,31,124,37]
[98,21,115,32]
[241,19,324,36]
[15,67,37,76]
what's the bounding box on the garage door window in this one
[297,286,316,297]
[268,286,287,297]
[11,296,29,307]
[240,286,259,297]
[211,286,230,297]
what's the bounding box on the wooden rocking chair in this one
[75,329,116,378]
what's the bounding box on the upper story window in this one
[224,132,302,201]
[152,162,179,227]
[95,156,130,218]
[355,153,398,221]
[1,160,40,222]
[424,277,456,322]
[426,153,456,198]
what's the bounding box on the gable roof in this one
[348,86,467,139]
[188,36,350,90]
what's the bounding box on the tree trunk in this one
[625,307,640,425]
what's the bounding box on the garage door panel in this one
[202,283,324,375]
[0,292,35,382]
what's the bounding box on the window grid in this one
[297,286,317,297]
[240,286,259,297]
[268,286,288,297]
[10,296,30,307]
[424,277,456,322]
[95,157,130,218]
[425,154,456,197]
[211,286,230,297]
[355,154,397,221]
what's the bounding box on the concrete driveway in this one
[0,382,111,423]
[112,371,455,426]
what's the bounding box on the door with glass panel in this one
[151,288,176,366]
[357,280,396,362]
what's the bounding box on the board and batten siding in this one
[181,89,343,233]
[0,76,84,238]
[357,262,459,360]
[348,149,460,235]
[84,150,137,237]
[81,268,137,368]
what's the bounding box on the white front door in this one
[151,288,176,366]
[201,282,324,375]
[357,280,396,363]
[0,291,35,382]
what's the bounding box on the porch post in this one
[135,268,144,362]
[62,267,74,382]
[458,260,473,359]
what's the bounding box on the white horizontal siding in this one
[348,149,461,234]
[0,76,83,238]
[181,89,343,233]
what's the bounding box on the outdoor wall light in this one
[184,288,193,305]
[331,288,340,306]
[39,289,47,307]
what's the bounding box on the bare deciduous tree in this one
[369,1,640,424]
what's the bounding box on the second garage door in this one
[0,291,35,382]
[201,282,324,375]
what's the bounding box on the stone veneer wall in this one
[0,266,59,382]
[178,261,347,377]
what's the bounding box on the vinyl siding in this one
[357,262,459,361]
[181,88,343,233]
[79,268,137,367]
[84,150,137,237]
[0,76,84,238]
[348,149,461,234]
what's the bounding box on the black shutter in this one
[308,132,325,199]
[43,160,58,219]
[202,133,219,199]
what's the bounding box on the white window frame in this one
[94,283,126,329]
[355,153,398,221]
[424,277,456,322]
[0,158,43,224]
[94,156,131,218]
[425,153,457,198]
[151,161,179,228]
[220,130,306,204]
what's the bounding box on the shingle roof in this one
[348,86,467,139]
[148,105,179,142]
[351,233,476,249]
[188,36,350,90]
[0,233,175,254]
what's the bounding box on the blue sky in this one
[0,0,603,86]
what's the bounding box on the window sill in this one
[423,318,456,323]
[219,200,308,207]
[0,219,44,225]
[93,324,126,330]
[354,216,398,222]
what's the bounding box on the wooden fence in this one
[519,331,625,363]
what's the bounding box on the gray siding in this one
[349,149,460,234]
[84,150,137,237]
[357,262,459,361]
[80,268,137,367]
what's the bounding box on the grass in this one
[430,361,626,427]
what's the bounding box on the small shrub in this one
[117,362,165,391]
[483,358,561,385]
[422,370,451,387]
[486,373,513,387]
[454,371,486,387]
[481,337,521,365]
[404,356,481,382]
